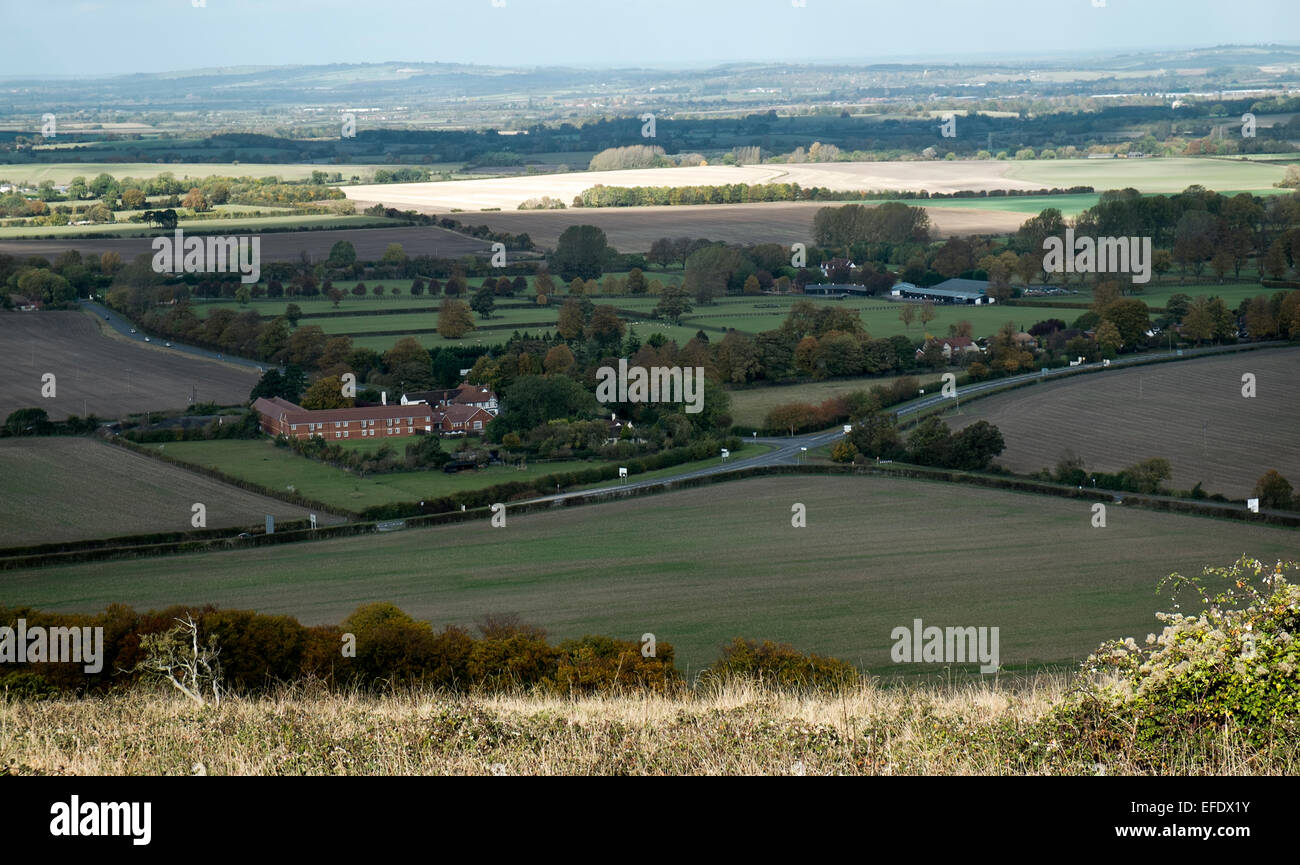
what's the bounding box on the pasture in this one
[0,437,330,545]
[946,347,1300,498]
[142,438,624,512]
[7,475,1295,672]
[0,310,258,420]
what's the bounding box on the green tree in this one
[381,243,406,264]
[1254,470,1294,510]
[552,224,610,281]
[626,267,648,295]
[470,285,496,319]
[653,283,693,324]
[327,241,357,268]
[4,407,52,436]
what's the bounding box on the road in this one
[80,298,269,374]
[526,340,1289,509]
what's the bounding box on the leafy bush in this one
[1052,557,1300,758]
[705,638,857,690]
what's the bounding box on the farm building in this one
[891,278,995,305]
[252,397,493,440]
[803,283,873,297]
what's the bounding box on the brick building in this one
[252,396,492,440]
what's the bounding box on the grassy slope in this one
[8,475,1295,672]
[6,676,1289,775]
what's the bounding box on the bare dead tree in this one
[134,614,223,707]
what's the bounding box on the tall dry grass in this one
[3,673,1291,775]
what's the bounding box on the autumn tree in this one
[919,301,937,330]
[437,299,476,339]
[557,298,586,340]
[899,304,916,329]
[300,375,354,410]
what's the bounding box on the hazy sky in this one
[2,0,1298,77]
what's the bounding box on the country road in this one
[524,340,1293,515]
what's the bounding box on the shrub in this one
[705,638,858,690]
[552,635,682,695]
[1052,557,1300,758]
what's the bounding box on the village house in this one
[400,382,499,415]
[916,336,983,361]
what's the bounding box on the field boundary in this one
[9,456,1295,572]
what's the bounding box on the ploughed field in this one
[0,225,492,264]
[7,475,1294,672]
[0,437,334,546]
[0,310,259,420]
[946,347,1300,498]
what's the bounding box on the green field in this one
[145,438,629,511]
[8,475,1294,672]
[1025,281,1288,311]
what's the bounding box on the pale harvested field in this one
[422,202,1028,250]
[0,311,258,420]
[0,226,491,264]
[0,437,333,545]
[946,348,1300,498]
[343,160,1044,212]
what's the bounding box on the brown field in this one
[946,348,1300,498]
[0,226,492,264]
[0,437,336,545]
[0,311,259,420]
[343,160,1045,212]
[426,202,1027,251]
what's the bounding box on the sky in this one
[1,0,1298,77]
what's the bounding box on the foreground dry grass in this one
[3,676,1291,775]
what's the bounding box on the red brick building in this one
[252,397,492,440]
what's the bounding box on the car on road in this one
[144,336,150,342]
[129,328,136,333]
[165,341,172,347]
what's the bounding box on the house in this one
[435,404,494,436]
[916,336,982,361]
[819,258,856,278]
[401,382,499,415]
[252,397,437,440]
